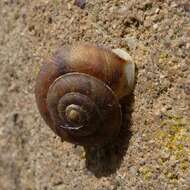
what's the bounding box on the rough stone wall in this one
[0,0,190,189]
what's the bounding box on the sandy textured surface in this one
[0,0,190,189]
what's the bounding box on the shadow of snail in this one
[35,43,136,176]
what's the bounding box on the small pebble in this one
[74,0,86,9]
[130,166,137,175]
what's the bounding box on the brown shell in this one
[46,73,121,145]
[35,43,127,145]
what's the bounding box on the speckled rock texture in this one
[0,0,190,189]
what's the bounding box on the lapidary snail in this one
[35,43,135,146]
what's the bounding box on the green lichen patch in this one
[139,165,153,180]
[154,114,190,180]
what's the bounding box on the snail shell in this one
[35,43,135,146]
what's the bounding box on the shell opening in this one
[124,61,135,91]
[112,48,135,95]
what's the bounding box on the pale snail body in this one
[35,43,135,146]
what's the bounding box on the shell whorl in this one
[46,73,121,145]
[51,43,134,97]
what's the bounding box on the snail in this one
[35,43,135,146]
